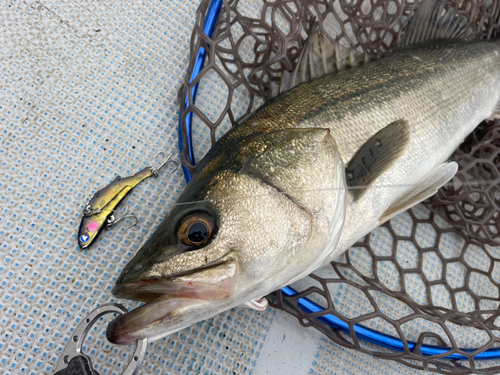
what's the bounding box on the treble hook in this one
[151,152,179,177]
[106,203,139,230]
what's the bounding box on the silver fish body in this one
[107,39,500,344]
[316,40,500,259]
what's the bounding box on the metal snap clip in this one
[54,303,147,375]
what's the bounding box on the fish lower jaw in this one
[116,321,195,345]
[106,295,210,345]
[108,268,240,344]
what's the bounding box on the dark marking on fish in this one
[345,119,410,200]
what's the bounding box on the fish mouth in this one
[107,257,238,345]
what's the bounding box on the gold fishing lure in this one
[78,152,178,249]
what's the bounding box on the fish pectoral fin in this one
[241,298,268,311]
[271,21,373,98]
[400,0,474,47]
[379,162,458,223]
[346,119,410,200]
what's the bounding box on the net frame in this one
[180,0,500,373]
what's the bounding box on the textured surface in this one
[179,0,418,173]
[271,203,500,373]
[180,0,500,374]
[3,1,500,375]
[0,1,274,374]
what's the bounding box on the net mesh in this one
[426,121,500,247]
[182,0,500,373]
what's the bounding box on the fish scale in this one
[107,3,500,345]
[212,41,500,165]
[190,39,500,259]
[328,40,500,256]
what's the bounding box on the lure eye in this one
[177,212,214,247]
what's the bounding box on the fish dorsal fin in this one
[380,162,458,223]
[272,23,371,98]
[400,0,473,46]
[346,119,410,200]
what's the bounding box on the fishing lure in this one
[78,152,178,249]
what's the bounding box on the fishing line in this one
[174,0,500,363]
[140,178,497,207]
[163,172,500,360]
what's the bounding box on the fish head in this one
[107,127,347,344]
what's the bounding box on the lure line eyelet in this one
[151,152,179,177]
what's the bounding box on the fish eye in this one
[177,212,214,247]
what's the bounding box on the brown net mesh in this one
[181,0,500,373]
[425,121,500,247]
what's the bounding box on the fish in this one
[106,0,500,344]
[78,153,176,249]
